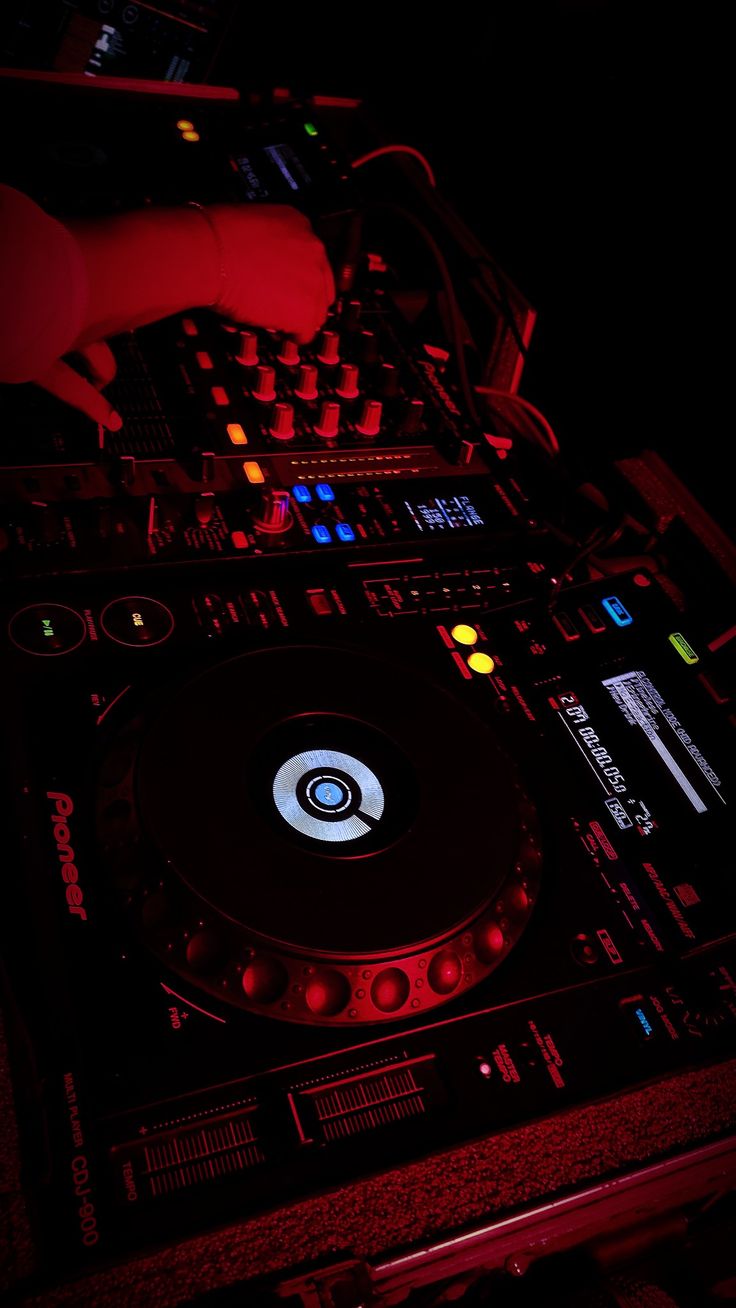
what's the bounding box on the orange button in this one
[227,423,247,445]
[242,461,265,484]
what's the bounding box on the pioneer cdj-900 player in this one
[1,74,735,1307]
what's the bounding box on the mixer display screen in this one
[403,494,485,533]
[234,144,313,200]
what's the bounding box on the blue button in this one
[336,523,355,542]
[311,524,332,544]
[601,595,633,627]
[315,483,335,502]
[292,484,312,503]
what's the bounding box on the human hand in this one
[205,204,335,343]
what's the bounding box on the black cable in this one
[362,201,483,427]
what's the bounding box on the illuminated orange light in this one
[243,461,265,484]
[182,130,200,142]
[176,119,194,131]
[227,423,247,446]
[451,623,478,646]
[468,651,495,675]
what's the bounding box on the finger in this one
[35,359,123,429]
[74,340,117,388]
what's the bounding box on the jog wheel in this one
[97,645,542,1024]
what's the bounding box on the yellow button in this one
[176,119,194,131]
[243,461,265,484]
[451,623,478,646]
[227,423,248,445]
[468,651,495,674]
[182,130,200,142]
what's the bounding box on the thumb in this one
[34,358,122,429]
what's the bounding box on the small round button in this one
[100,596,174,648]
[9,603,86,656]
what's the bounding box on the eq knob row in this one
[234,327,380,373]
[262,399,391,440]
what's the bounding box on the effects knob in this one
[313,401,340,440]
[252,365,277,402]
[268,402,295,441]
[234,330,259,367]
[379,363,400,398]
[317,330,340,366]
[399,398,424,434]
[355,399,382,438]
[253,488,293,534]
[277,339,300,367]
[295,364,319,401]
[335,363,360,400]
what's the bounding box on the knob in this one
[317,330,340,366]
[379,363,400,398]
[344,299,362,330]
[314,401,340,441]
[30,500,60,543]
[252,365,277,402]
[277,339,300,367]
[399,398,424,433]
[253,488,292,534]
[335,363,360,400]
[295,364,319,401]
[355,399,382,438]
[360,330,379,364]
[234,330,259,367]
[199,450,215,482]
[268,402,295,440]
[195,492,216,526]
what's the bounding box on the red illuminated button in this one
[100,596,174,648]
[195,350,213,370]
[552,612,580,642]
[231,530,248,549]
[181,317,198,336]
[8,603,86,656]
[370,967,410,1012]
[307,590,333,616]
[428,950,462,995]
[210,386,230,407]
[578,604,606,634]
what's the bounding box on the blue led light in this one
[601,595,633,627]
[634,1007,653,1036]
[311,524,332,544]
[336,523,355,542]
[315,483,335,502]
[292,485,312,503]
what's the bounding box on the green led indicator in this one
[41,618,55,637]
[669,632,699,664]
[304,121,319,137]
